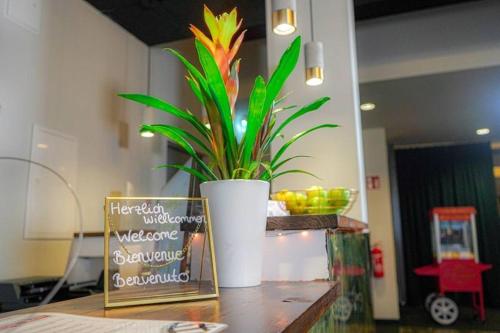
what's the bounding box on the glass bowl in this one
[271,187,358,216]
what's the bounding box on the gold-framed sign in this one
[104,197,219,308]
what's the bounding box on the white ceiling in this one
[360,65,500,145]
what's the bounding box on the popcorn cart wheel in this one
[424,292,438,311]
[429,296,459,325]
[414,207,492,326]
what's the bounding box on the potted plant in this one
[119,6,336,287]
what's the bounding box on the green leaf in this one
[241,76,266,168]
[269,169,321,181]
[271,124,339,166]
[165,48,209,92]
[272,104,297,114]
[272,155,312,172]
[260,155,311,180]
[194,40,237,171]
[143,124,218,180]
[263,97,330,152]
[145,125,215,160]
[155,164,209,182]
[118,93,210,140]
[186,75,204,105]
[273,91,293,107]
[258,162,274,181]
[263,36,301,115]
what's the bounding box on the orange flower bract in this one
[189,6,246,112]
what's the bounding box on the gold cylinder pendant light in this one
[272,0,297,36]
[305,0,324,86]
[305,41,324,86]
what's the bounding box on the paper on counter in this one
[0,312,227,333]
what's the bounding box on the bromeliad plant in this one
[119,6,337,182]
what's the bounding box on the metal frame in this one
[104,196,219,308]
[433,213,442,263]
[470,213,480,263]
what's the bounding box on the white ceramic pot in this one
[200,179,270,288]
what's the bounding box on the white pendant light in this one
[272,0,297,36]
[305,0,324,86]
[305,41,324,86]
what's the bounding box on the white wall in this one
[0,0,164,279]
[363,128,399,319]
[263,231,328,281]
[356,0,500,82]
[266,0,367,222]
[150,40,199,132]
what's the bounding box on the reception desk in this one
[0,215,372,332]
[0,281,339,332]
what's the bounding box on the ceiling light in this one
[360,103,376,111]
[305,41,324,86]
[304,0,324,86]
[272,0,297,36]
[476,128,490,136]
[140,129,155,138]
[36,143,48,149]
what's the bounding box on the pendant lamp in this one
[272,0,297,36]
[305,0,324,86]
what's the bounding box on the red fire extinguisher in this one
[371,243,384,278]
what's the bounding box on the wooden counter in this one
[0,281,339,333]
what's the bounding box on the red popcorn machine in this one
[414,207,492,325]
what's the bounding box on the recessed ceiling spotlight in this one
[476,128,490,136]
[360,103,376,111]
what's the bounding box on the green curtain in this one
[395,143,500,307]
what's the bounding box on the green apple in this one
[284,191,296,201]
[307,206,322,214]
[327,188,350,209]
[306,186,327,200]
[328,188,349,200]
[307,196,328,207]
[296,192,307,204]
[293,206,306,215]
[275,190,287,202]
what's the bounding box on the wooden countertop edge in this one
[0,281,342,332]
[266,214,367,232]
[283,281,341,333]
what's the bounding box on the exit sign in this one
[366,176,381,190]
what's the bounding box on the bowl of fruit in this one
[271,186,358,215]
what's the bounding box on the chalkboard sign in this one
[104,197,219,308]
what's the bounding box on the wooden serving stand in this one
[267,213,367,232]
